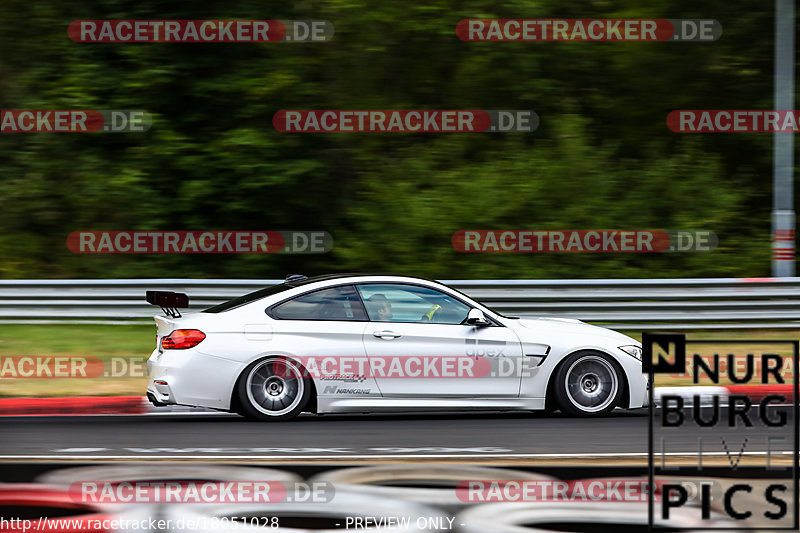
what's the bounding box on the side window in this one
[271,285,367,321]
[356,284,471,325]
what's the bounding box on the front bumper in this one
[643,373,651,407]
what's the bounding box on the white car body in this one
[146,275,648,418]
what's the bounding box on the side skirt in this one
[317,396,545,414]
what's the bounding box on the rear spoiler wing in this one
[146,291,189,319]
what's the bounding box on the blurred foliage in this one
[0,0,790,279]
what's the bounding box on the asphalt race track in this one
[1,407,795,459]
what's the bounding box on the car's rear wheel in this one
[238,357,310,421]
[553,352,622,416]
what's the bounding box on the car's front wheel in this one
[553,352,622,416]
[238,357,311,421]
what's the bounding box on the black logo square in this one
[643,332,686,374]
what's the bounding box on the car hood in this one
[505,316,639,346]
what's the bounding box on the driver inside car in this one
[366,293,393,321]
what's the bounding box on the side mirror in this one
[466,308,490,327]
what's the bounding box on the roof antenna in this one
[285,274,308,283]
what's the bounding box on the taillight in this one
[161,329,206,350]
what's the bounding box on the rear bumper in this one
[146,391,167,407]
[147,382,174,404]
[146,347,244,410]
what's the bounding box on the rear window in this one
[203,284,294,313]
[271,285,367,321]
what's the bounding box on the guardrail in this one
[0,278,799,329]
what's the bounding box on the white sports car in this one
[146,274,648,420]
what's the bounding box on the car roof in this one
[285,273,438,287]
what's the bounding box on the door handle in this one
[373,330,401,339]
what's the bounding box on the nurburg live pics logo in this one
[643,332,799,530]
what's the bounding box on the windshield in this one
[437,283,512,319]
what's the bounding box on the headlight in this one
[619,345,642,360]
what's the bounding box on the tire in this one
[553,351,622,417]
[237,357,311,421]
[543,399,559,414]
